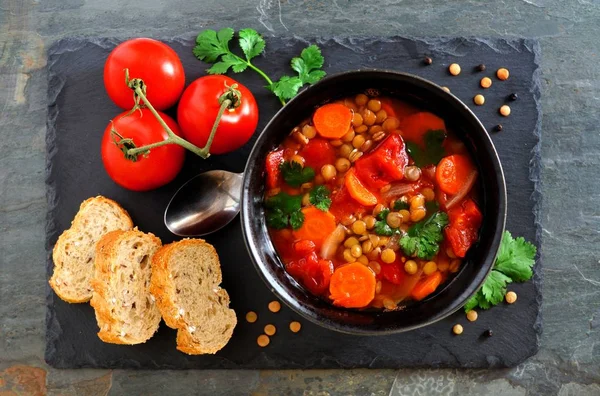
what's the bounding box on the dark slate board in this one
[45,36,542,369]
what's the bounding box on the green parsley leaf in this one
[280,161,315,187]
[193,28,234,63]
[494,231,537,282]
[238,28,265,60]
[265,192,304,230]
[393,200,409,211]
[405,130,447,167]
[271,45,327,101]
[399,212,449,260]
[309,185,331,211]
[270,76,303,100]
[206,53,247,74]
[374,209,401,236]
[377,209,390,221]
[482,270,512,305]
[463,231,537,312]
[289,210,305,230]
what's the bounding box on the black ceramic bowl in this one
[241,70,506,335]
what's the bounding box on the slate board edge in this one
[43,36,543,369]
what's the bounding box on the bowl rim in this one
[240,69,507,335]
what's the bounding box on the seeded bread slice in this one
[90,229,162,345]
[150,239,237,355]
[50,196,133,303]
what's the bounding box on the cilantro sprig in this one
[193,28,326,105]
[265,192,304,230]
[399,212,449,260]
[464,231,537,311]
[280,161,315,187]
[309,185,331,211]
[374,209,399,236]
[405,130,447,167]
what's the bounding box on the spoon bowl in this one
[165,170,242,237]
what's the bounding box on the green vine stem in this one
[111,69,241,160]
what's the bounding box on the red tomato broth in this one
[263,95,482,310]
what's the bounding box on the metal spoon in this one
[164,170,243,237]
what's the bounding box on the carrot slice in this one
[329,262,376,308]
[313,103,353,139]
[399,112,446,146]
[345,169,378,206]
[436,154,477,195]
[411,271,443,301]
[293,207,337,249]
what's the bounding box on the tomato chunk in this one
[354,134,409,189]
[265,149,284,189]
[379,261,406,285]
[445,198,482,257]
[286,252,334,296]
[299,138,337,170]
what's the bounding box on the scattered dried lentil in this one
[289,321,302,333]
[423,56,433,65]
[257,334,270,347]
[505,291,517,304]
[449,63,461,76]
[497,68,509,80]
[509,93,518,101]
[499,105,511,117]
[480,77,492,89]
[476,64,486,72]
[453,324,464,335]
[441,86,450,93]
[268,300,281,313]
[473,94,485,106]
[494,124,503,132]
[484,329,493,337]
[466,310,478,322]
[245,311,258,323]
[264,324,277,336]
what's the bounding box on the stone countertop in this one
[0,0,598,395]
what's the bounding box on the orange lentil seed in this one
[257,334,270,347]
[245,311,258,323]
[505,291,518,304]
[480,77,492,88]
[473,94,485,106]
[499,105,511,117]
[289,321,302,333]
[448,63,461,76]
[466,310,478,322]
[268,300,281,313]
[453,324,464,335]
[441,86,450,93]
[264,324,277,336]
[497,68,509,80]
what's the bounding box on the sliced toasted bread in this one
[150,239,237,355]
[90,229,162,345]
[50,196,133,303]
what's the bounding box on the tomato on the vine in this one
[104,38,185,110]
[101,109,185,191]
[177,75,259,155]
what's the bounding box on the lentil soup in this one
[263,94,482,310]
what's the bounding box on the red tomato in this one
[104,38,185,110]
[445,198,483,257]
[101,109,185,191]
[265,149,284,189]
[379,261,407,285]
[177,75,259,155]
[329,186,365,220]
[354,134,408,189]
[299,138,337,170]
[286,253,334,296]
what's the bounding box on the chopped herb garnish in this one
[393,200,409,211]
[405,129,447,167]
[193,28,326,105]
[265,192,304,230]
[374,209,400,236]
[464,231,537,311]
[309,185,331,211]
[280,161,315,187]
[399,211,449,260]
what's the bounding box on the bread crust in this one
[90,229,162,345]
[150,239,237,354]
[50,196,133,303]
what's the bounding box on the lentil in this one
[341,129,356,142]
[368,261,382,274]
[375,109,387,124]
[423,261,438,275]
[466,310,478,322]
[351,220,366,235]
[344,237,360,248]
[264,324,277,336]
[368,124,383,135]
[499,105,511,117]
[348,149,363,162]
[441,86,450,93]
[289,321,302,333]
[375,280,383,294]
[473,94,485,106]
[476,63,486,72]
[341,214,356,226]
[382,117,400,132]
[321,164,337,181]
[343,249,354,262]
[350,244,363,258]
[301,193,310,206]
[398,209,411,222]
[357,255,369,265]
[364,215,376,229]
[355,93,368,106]
[257,334,270,347]
[383,298,396,310]
[362,240,374,254]
[423,56,433,65]
[245,311,258,323]
[367,99,382,112]
[381,248,396,263]
[404,260,418,275]
[302,124,317,139]
[367,247,381,260]
[373,203,385,217]
[330,139,343,147]
[448,63,461,76]
[372,131,386,142]
[496,68,509,80]
[410,208,427,222]
[352,112,364,127]
[437,260,449,272]
[362,109,376,125]
[314,174,325,185]
[355,125,368,134]
[509,93,518,101]
[339,143,353,158]
[494,124,503,132]
[360,139,373,152]
[386,212,402,228]
[484,329,493,337]
[452,324,463,335]
[422,187,435,202]
[268,301,281,313]
[352,134,366,149]
[480,77,492,89]
[404,166,421,181]
[505,291,517,304]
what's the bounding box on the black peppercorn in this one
[494,124,503,132]
[509,93,518,101]
[476,64,486,72]
[484,329,493,337]
[423,57,433,65]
